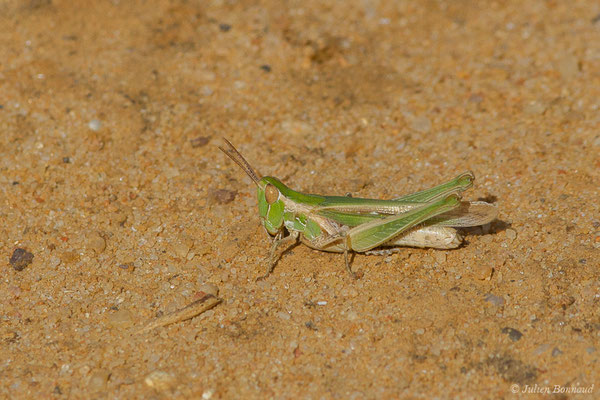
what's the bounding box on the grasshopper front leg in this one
[257,230,299,280]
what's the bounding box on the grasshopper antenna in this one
[219,138,262,185]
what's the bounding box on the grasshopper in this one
[219,139,497,279]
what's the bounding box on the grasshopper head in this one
[257,177,288,235]
[219,139,287,236]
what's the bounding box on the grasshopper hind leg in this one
[342,233,365,279]
[344,249,353,278]
[299,231,363,279]
[344,249,364,280]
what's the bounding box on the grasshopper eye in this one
[265,184,279,204]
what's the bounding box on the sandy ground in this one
[1,0,599,398]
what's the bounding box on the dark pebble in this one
[484,293,505,306]
[305,321,317,330]
[210,188,237,204]
[118,262,135,270]
[190,136,210,148]
[219,23,231,32]
[9,248,34,271]
[552,347,563,357]
[62,157,71,163]
[501,327,523,342]
[260,64,272,72]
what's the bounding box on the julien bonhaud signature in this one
[511,383,594,395]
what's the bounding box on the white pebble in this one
[88,119,102,131]
[277,311,290,320]
[505,229,517,241]
[198,283,219,297]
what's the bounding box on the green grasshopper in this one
[220,139,497,279]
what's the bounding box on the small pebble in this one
[190,136,210,148]
[524,101,546,115]
[551,347,563,357]
[110,210,128,226]
[501,327,523,342]
[8,286,22,299]
[484,293,505,307]
[346,310,358,321]
[61,250,80,264]
[9,248,34,271]
[118,262,135,271]
[505,229,517,241]
[533,343,550,355]
[277,311,291,320]
[209,189,237,205]
[88,369,110,392]
[87,233,106,254]
[172,240,191,259]
[475,264,493,280]
[260,64,271,72]
[49,256,61,268]
[145,370,176,390]
[108,309,134,328]
[218,23,231,32]
[434,252,447,264]
[496,270,503,284]
[198,283,219,297]
[479,234,493,244]
[88,119,102,131]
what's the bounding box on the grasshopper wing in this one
[393,172,474,202]
[348,194,462,252]
[427,201,497,227]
